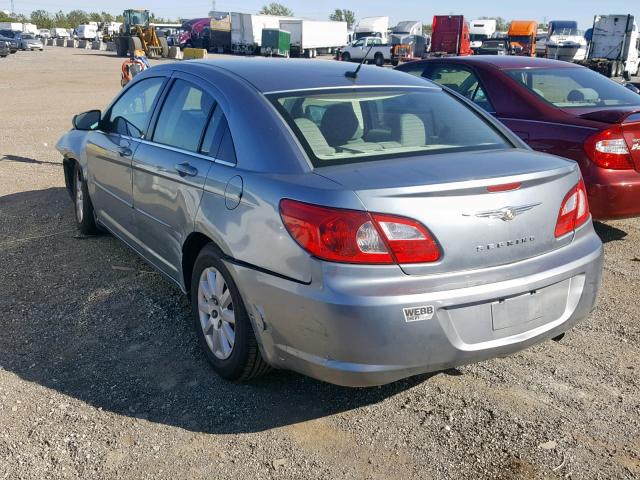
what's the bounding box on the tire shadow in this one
[0,187,435,435]
[593,221,627,244]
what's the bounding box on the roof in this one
[424,56,581,69]
[183,58,433,93]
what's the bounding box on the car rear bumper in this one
[585,167,640,220]
[226,224,603,387]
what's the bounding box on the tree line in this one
[0,10,177,29]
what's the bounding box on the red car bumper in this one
[584,166,640,220]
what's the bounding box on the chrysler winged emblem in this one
[464,203,541,221]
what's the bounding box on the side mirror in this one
[72,109,101,131]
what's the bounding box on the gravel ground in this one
[1,47,639,480]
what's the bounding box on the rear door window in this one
[426,65,494,112]
[152,79,215,152]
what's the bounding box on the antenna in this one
[345,43,374,79]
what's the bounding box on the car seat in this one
[294,118,336,157]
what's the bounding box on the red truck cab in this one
[430,15,472,56]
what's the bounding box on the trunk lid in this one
[621,113,640,170]
[315,149,579,275]
[572,107,640,124]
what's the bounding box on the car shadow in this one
[1,154,60,166]
[593,221,627,244]
[0,187,435,434]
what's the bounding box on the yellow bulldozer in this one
[115,9,169,58]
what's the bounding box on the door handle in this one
[175,162,198,177]
[118,146,132,157]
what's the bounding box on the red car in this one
[396,57,640,219]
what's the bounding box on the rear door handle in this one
[175,162,198,177]
[118,146,133,157]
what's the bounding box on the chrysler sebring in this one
[56,59,603,386]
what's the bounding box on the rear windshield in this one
[269,88,510,166]
[506,67,640,108]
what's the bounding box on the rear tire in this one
[191,245,270,382]
[129,36,142,56]
[374,53,384,67]
[73,163,99,235]
[159,36,169,57]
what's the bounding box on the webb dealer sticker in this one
[403,305,435,322]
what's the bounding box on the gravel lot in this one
[1,47,639,480]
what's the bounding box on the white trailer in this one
[469,19,497,50]
[0,22,37,34]
[279,19,347,57]
[230,12,297,54]
[354,16,389,43]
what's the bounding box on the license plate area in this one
[491,290,543,331]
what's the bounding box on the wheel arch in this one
[62,156,78,199]
[182,232,223,293]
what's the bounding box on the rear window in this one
[506,67,640,108]
[269,88,510,166]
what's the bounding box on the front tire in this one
[73,163,99,235]
[341,52,351,62]
[191,245,270,382]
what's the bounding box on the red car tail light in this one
[584,125,634,170]
[279,200,441,265]
[555,179,590,238]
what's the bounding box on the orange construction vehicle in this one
[508,20,538,56]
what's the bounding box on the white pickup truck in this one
[340,36,392,66]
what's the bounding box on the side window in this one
[427,66,494,112]
[105,77,165,138]
[353,39,364,47]
[200,108,237,165]
[152,79,215,152]
[200,105,224,155]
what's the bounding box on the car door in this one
[131,73,220,280]
[350,39,365,59]
[85,76,167,242]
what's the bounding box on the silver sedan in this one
[56,59,603,386]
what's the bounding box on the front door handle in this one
[118,146,132,157]
[175,162,198,177]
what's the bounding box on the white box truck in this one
[230,12,296,54]
[578,14,640,78]
[51,28,70,38]
[76,24,98,41]
[279,19,347,57]
[469,19,497,51]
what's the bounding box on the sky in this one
[3,0,638,30]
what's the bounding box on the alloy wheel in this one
[197,267,236,360]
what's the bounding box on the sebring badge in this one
[464,202,541,222]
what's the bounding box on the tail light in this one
[279,199,440,265]
[555,179,590,238]
[584,125,633,170]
